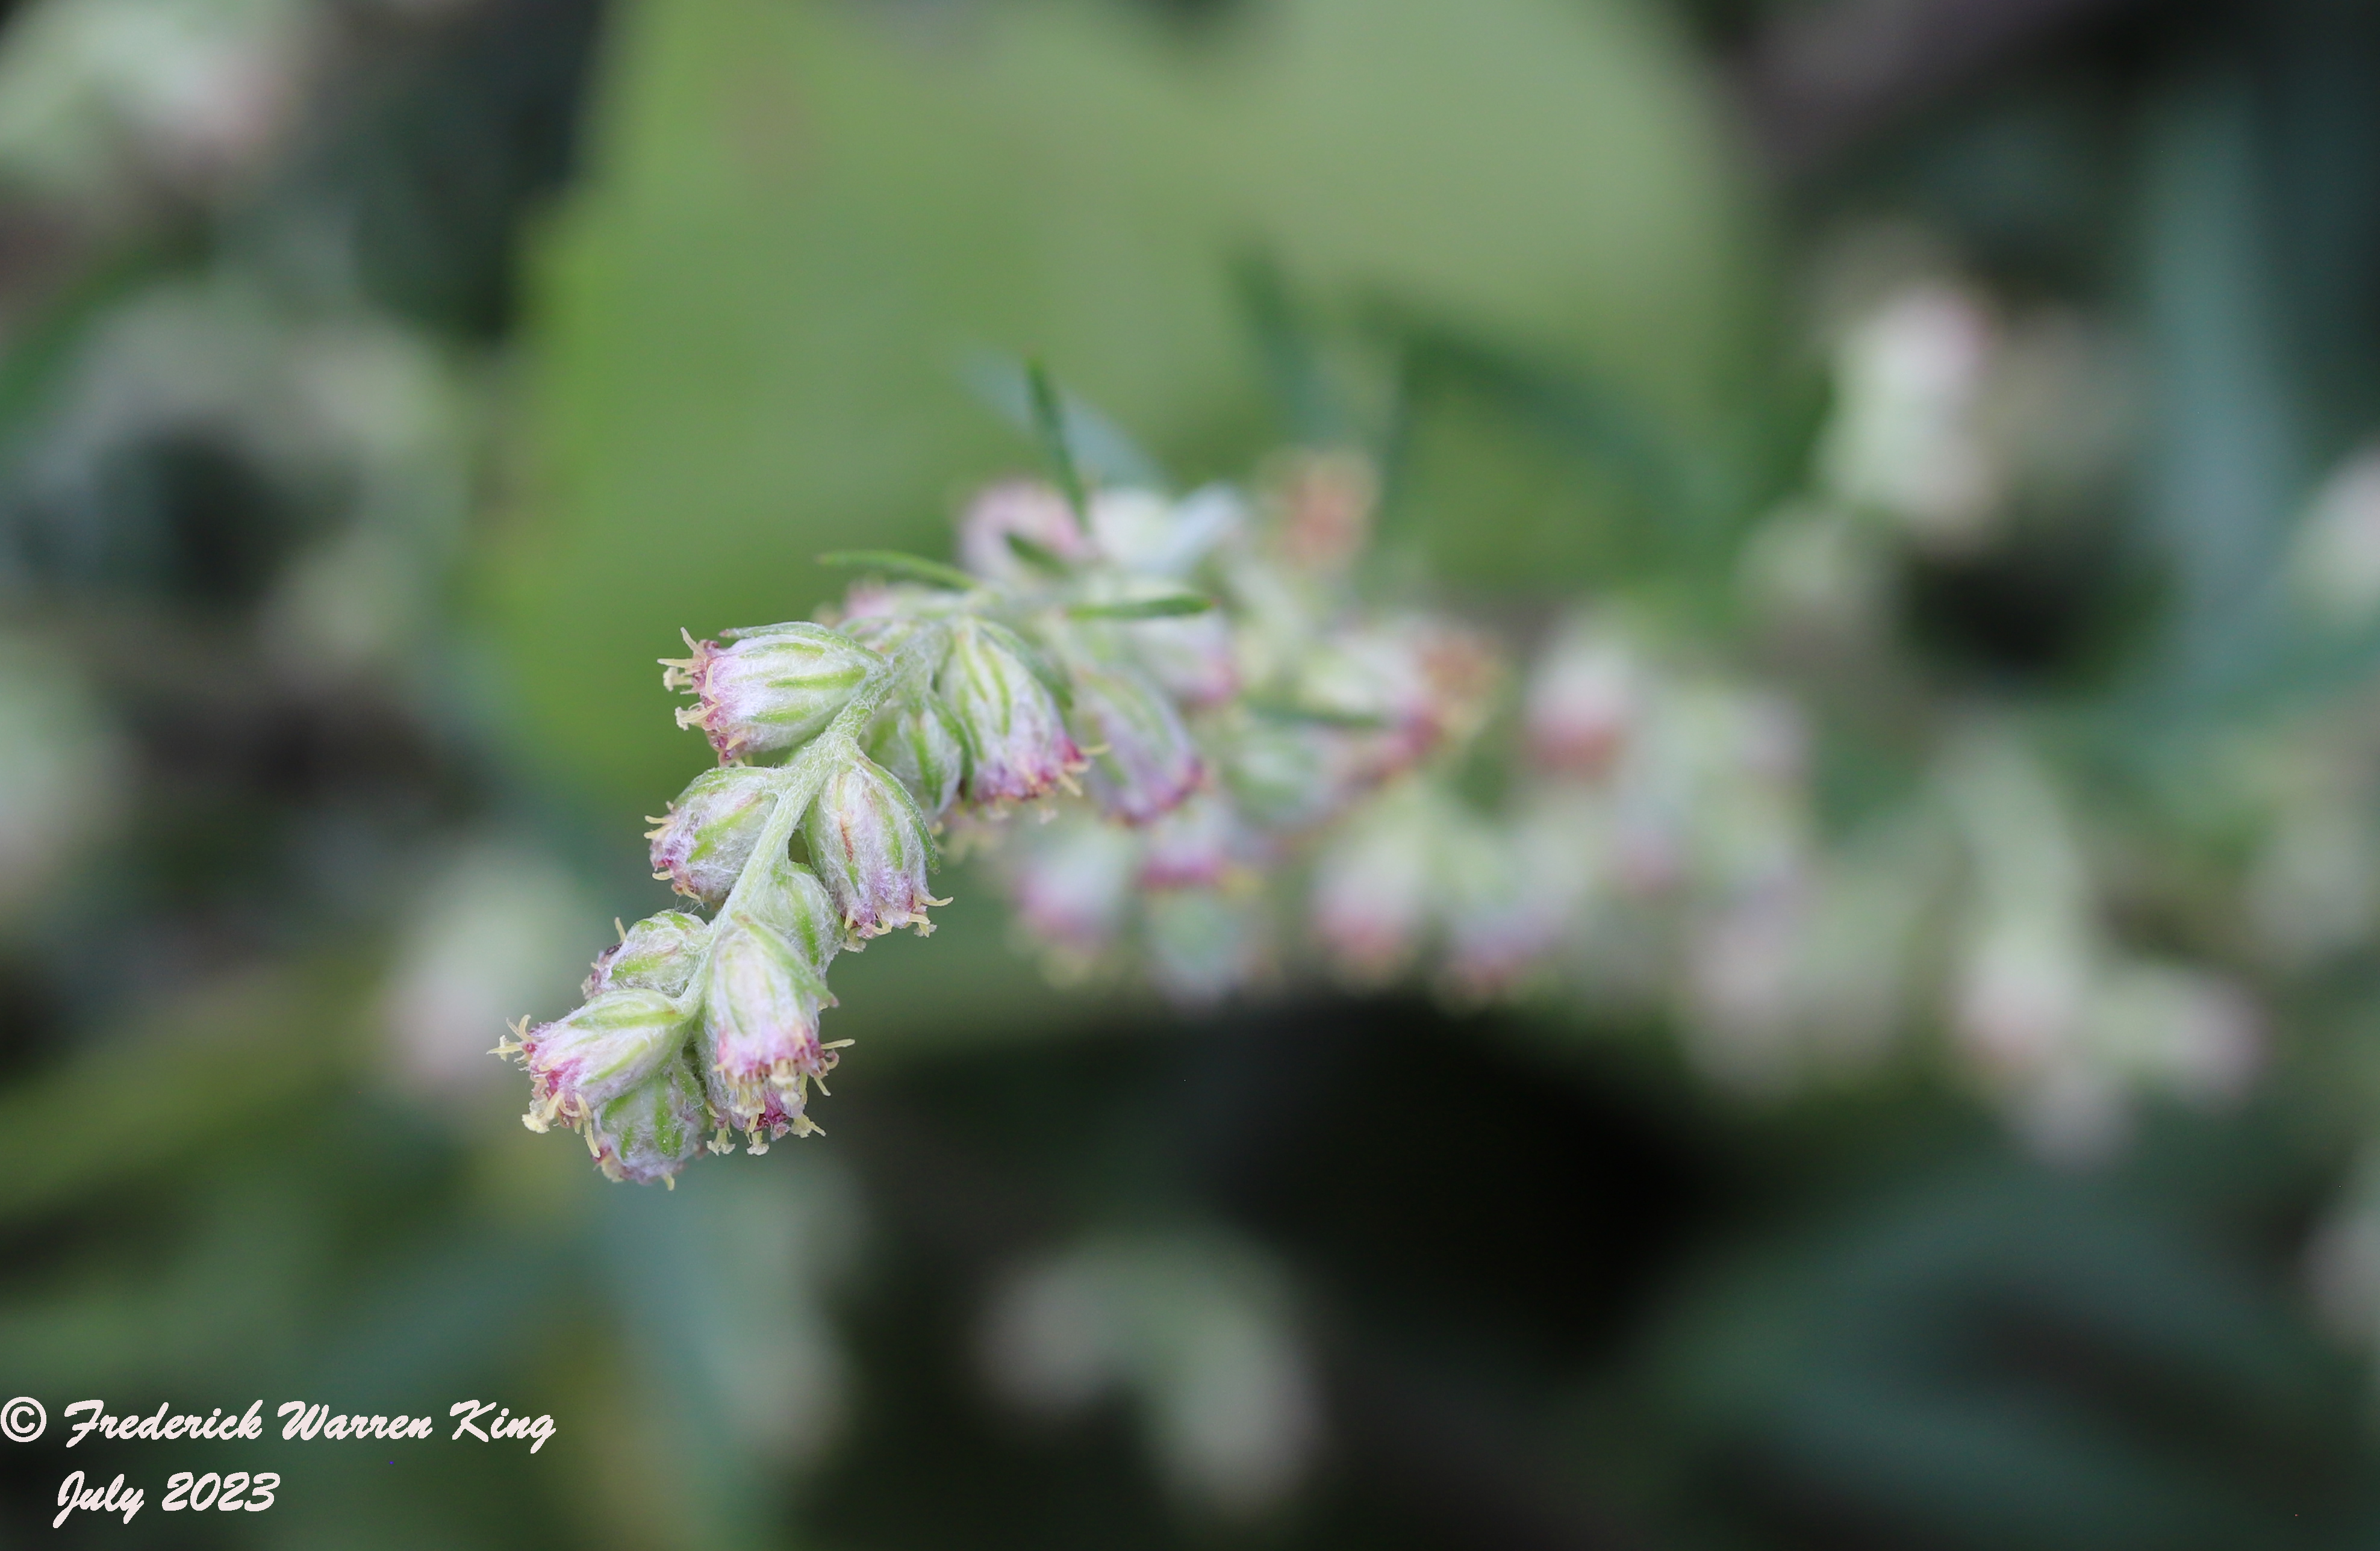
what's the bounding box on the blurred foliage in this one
[486,0,1755,807]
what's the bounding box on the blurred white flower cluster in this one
[985,454,1498,1002]
[963,261,2275,1164]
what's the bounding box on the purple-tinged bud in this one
[1071,665,1204,825]
[939,618,1086,807]
[865,692,967,825]
[1268,451,1377,574]
[661,623,877,763]
[1310,793,1436,986]
[1138,792,1240,889]
[647,765,782,907]
[702,910,836,1143]
[585,910,711,998]
[958,479,1091,582]
[1300,620,1500,787]
[1522,615,1639,776]
[500,988,698,1138]
[1004,818,1140,962]
[585,1053,710,1184]
[805,756,947,937]
[1436,811,1582,1002]
[1127,609,1240,709]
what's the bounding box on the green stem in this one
[674,622,953,1012]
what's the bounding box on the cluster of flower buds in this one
[501,586,1086,1181]
[981,454,1500,1002]
[999,505,2260,1156]
[509,353,2285,1184]
[507,438,1496,1180]
[1302,610,1816,1014]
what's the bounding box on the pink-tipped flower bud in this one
[1523,615,1639,776]
[1127,609,1241,709]
[647,765,783,907]
[805,756,947,938]
[1071,664,1204,825]
[865,691,967,825]
[1437,815,1578,1002]
[1301,620,1501,786]
[958,479,1092,582]
[1311,793,1436,985]
[585,910,711,998]
[702,883,838,1145]
[1004,817,1141,960]
[939,618,1086,807]
[502,987,699,1141]
[1138,792,1239,889]
[661,623,877,763]
[1269,450,1377,573]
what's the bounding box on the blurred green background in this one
[9,0,2380,1546]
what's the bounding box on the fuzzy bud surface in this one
[647,764,782,906]
[585,910,712,998]
[663,623,876,762]
[940,618,1085,807]
[805,756,945,937]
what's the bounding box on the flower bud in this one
[648,765,783,907]
[1437,821,1565,1002]
[865,691,967,824]
[959,479,1091,582]
[702,911,836,1143]
[1268,450,1376,573]
[1071,665,1203,825]
[805,756,947,937]
[1126,609,1239,709]
[1522,615,1638,776]
[744,850,844,958]
[1311,791,1436,985]
[939,618,1086,807]
[1138,792,1239,889]
[584,910,712,998]
[500,987,699,1137]
[1300,620,1499,785]
[838,589,945,636]
[1087,485,1242,576]
[1221,720,1348,833]
[1005,817,1141,962]
[662,623,877,763]
[1438,795,1594,999]
[585,1054,710,1184]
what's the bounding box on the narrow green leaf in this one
[1067,594,1218,620]
[1026,358,1091,521]
[1243,698,1391,730]
[959,349,1167,488]
[816,550,979,591]
[1005,532,1076,576]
